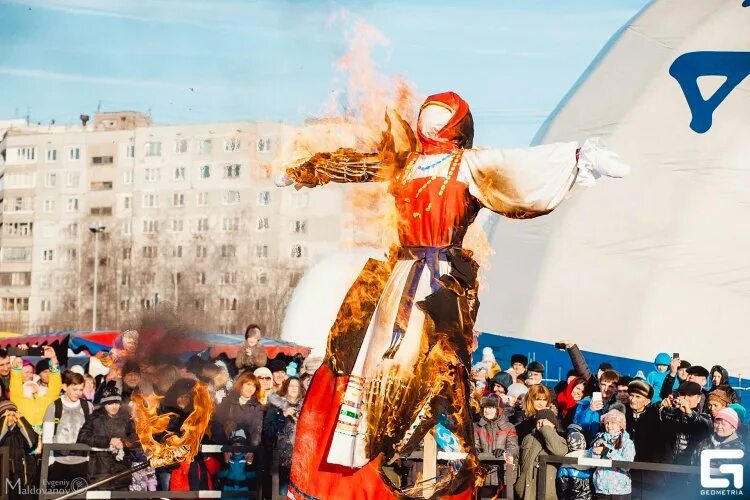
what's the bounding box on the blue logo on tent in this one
[669,51,750,133]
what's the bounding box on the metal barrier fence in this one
[38,443,284,500]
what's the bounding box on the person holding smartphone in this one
[589,409,636,498]
[9,345,61,431]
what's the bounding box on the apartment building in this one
[0,112,361,334]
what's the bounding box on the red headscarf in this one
[557,377,585,419]
[417,91,474,154]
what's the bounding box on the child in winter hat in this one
[557,424,593,500]
[589,409,635,496]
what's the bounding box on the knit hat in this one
[566,424,587,452]
[286,361,299,378]
[715,408,740,431]
[628,379,654,399]
[253,367,272,379]
[22,360,33,369]
[707,388,732,407]
[70,365,86,375]
[0,400,17,416]
[507,383,528,399]
[527,361,544,374]
[480,395,499,409]
[534,408,558,427]
[100,383,122,405]
[686,365,709,378]
[677,381,702,396]
[728,403,746,424]
[654,353,671,366]
[601,408,627,430]
[35,359,50,375]
[510,354,528,367]
[678,360,692,370]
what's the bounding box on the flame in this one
[131,382,214,468]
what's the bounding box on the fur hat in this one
[480,395,499,409]
[601,408,627,430]
[510,354,528,367]
[686,365,709,378]
[267,359,287,374]
[628,379,654,399]
[100,382,122,405]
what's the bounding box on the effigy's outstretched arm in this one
[463,138,631,219]
[276,109,416,188]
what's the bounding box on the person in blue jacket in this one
[573,369,625,443]
[645,353,672,403]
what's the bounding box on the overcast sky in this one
[0,0,649,146]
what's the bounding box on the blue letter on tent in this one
[669,51,750,133]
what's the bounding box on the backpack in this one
[52,398,91,434]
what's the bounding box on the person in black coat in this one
[76,383,138,491]
[0,400,39,500]
[659,381,712,465]
[211,372,264,447]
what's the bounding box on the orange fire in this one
[131,382,214,468]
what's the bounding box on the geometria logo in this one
[700,449,744,494]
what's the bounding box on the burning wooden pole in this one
[53,462,149,500]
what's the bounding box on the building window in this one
[222,217,239,232]
[291,244,305,259]
[173,246,183,258]
[256,137,271,152]
[0,247,30,262]
[43,249,54,262]
[0,272,31,286]
[46,149,57,162]
[18,146,36,161]
[124,196,132,209]
[200,165,210,179]
[66,197,79,212]
[92,156,113,165]
[172,219,184,232]
[256,245,268,259]
[120,299,130,311]
[175,139,188,154]
[257,191,270,206]
[145,168,160,182]
[40,299,52,312]
[197,192,208,206]
[220,244,236,258]
[143,194,159,208]
[222,190,240,205]
[44,173,57,187]
[172,193,185,207]
[257,269,268,285]
[65,248,77,262]
[141,298,153,310]
[220,272,238,285]
[224,164,241,178]
[3,222,33,237]
[196,271,206,285]
[196,218,209,232]
[199,139,212,154]
[65,223,78,238]
[122,247,132,259]
[126,145,135,158]
[124,170,134,185]
[68,147,81,160]
[90,206,112,216]
[220,297,238,311]
[145,142,162,157]
[256,217,269,231]
[66,173,80,187]
[196,245,207,258]
[123,220,132,235]
[121,274,130,286]
[293,219,307,234]
[142,246,157,258]
[142,220,159,234]
[224,137,241,152]
[91,181,113,191]
[1,297,29,312]
[43,199,56,213]
[174,167,186,180]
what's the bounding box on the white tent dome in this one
[475,0,750,375]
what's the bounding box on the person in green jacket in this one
[515,408,569,500]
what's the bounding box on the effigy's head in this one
[417,91,474,154]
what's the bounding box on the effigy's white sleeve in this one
[462,142,580,219]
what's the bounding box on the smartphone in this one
[8,346,44,357]
[592,392,602,402]
[673,353,679,359]
[554,342,567,350]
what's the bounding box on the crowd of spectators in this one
[0,327,745,500]
[470,341,746,499]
